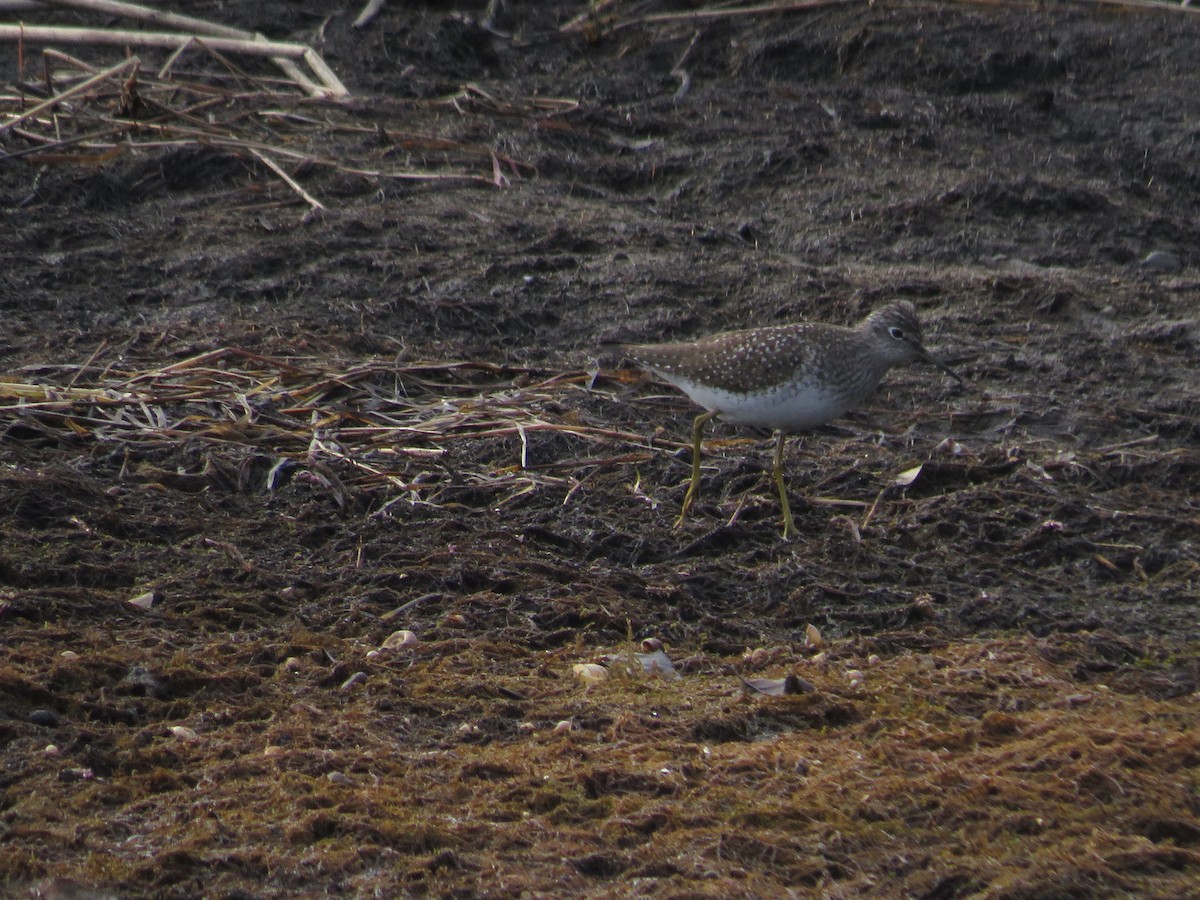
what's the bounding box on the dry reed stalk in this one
[11,0,349,97]
[0,357,690,508]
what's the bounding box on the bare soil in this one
[2,1,1200,897]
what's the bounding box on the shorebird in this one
[618,300,962,537]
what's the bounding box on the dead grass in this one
[4,630,1197,897]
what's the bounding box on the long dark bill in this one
[919,348,964,384]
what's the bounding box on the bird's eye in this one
[888,326,905,340]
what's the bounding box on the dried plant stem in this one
[0,25,306,57]
[32,0,349,97]
[248,147,326,214]
[0,24,348,98]
[0,54,136,134]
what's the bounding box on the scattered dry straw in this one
[0,349,674,510]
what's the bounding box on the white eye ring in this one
[888,326,905,340]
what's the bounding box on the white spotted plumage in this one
[615,300,961,537]
[620,300,955,433]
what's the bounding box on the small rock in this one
[804,623,824,649]
[340,671,368,691]
[169,725,200,743]
[740,674,816,696]
[635,646,679,679]
[381,629,419,651]
[909,595,936,618]
[743,647,771,667]
[572,663,607,685]
[1140,250,1182,273]
[279,582,316,601]
[30,709,62,728]
[127,590,156,610]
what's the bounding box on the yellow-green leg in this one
[676,410,717,527]
[773,430,797,539]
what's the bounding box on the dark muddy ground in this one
[2,1,1200,897]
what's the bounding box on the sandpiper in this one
[618,300,962,537]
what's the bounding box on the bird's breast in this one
[665,374,869,432]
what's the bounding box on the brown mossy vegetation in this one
[4,621,1199,896]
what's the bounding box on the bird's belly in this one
[673,378,854,432]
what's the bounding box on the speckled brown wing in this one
[622,323,841,395]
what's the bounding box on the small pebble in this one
[326,771,355,786]
[127,591,156,610]
[340,671,368,691]
[381,629,419,651]
[59,651,79,660]
[553,720,574,735]
[634,647,679,680]
[910,595,936,618]
[169,725,200,743]
[1140,250,1182,273]
[805,623,824,649]
[743,647,771,666]
[572,663,607,685]
[30,709,62,728]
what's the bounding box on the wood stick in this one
[36,0,260,38]
[301,47,349,98]
[0,25,308,57]
[352,0,387,29]
[41,47,101,73]
[0,55,137,134]
[561,0,851,32]
[249,147,326,214]
[34,0,349,97]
